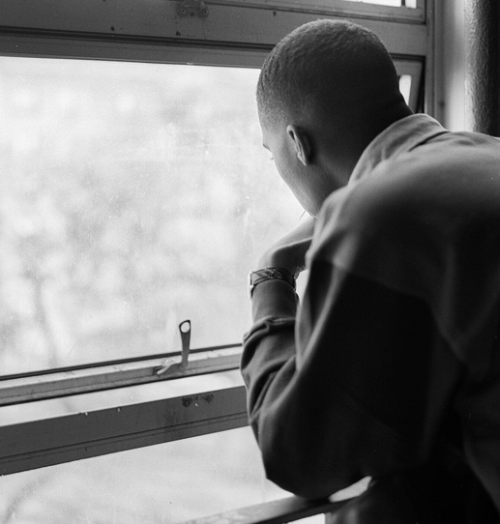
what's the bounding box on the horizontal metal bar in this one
[0,32,270,66]
[0,0,428,57]
[181,495,352,524]
[0,343,241,381]
[0,385,248,475]
[0,346,242,406]
[210,0,425,23]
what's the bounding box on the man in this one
[241,19,500,522]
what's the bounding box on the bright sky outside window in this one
[399,74,412,105]
[0,57,304,374]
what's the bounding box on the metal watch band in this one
[248,267,296,298]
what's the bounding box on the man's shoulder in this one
[310,132,500,268]
[321,129,500,231]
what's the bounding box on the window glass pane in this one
[398,74,412,105]
[0,370,242,422]
[0,57,304,374]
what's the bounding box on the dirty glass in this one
[0,57,304,374]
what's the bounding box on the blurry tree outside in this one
[0,57,303,374]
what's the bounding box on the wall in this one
[435,0,500,134]
[434,0,466,131]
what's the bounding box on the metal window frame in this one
[0,0,426,39]
[0,345,242,406]
[208,0,425,22]
[0,0,427,61]
[0,384,248,476]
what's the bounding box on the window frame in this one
[0,383,247,475]
[209,0,426,22]
[0,0,427,61]
[0,0,434,520]
[0,345,242,406]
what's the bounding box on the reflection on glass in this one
[0,58,304,373]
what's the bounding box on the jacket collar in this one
[348,114,447,185]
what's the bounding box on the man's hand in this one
[257,217,316,278]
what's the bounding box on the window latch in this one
[177,0,209,18]
[156,319,192,376]
[179,319,191,370]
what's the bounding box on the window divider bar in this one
[0,347,242,406]
[0,385,248,475]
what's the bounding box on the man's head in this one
[257,19,411,216]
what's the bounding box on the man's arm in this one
[241,217,463,499]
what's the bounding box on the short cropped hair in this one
[257,19,401,125]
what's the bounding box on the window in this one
[0,57,304,373]
[0,1,431,522]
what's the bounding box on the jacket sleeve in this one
[241,256,463,499]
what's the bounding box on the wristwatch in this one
[248,267,296,298]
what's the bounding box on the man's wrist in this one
[248,267,296,298]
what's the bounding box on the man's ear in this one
[286,125,313,166]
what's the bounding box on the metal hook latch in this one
[156,319,192,376]
[177,0,209,18]
[179,319,191,370]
